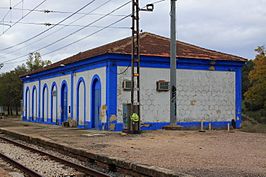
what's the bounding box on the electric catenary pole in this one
[170,0,177,126]
[130,0,141,133]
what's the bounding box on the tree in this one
[242,60,254,97]
[244,46,266,123]
[25,52,51,71]
[0,52,51,116]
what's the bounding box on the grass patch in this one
[241,120,266,133]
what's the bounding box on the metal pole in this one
[128,0,140,134]
[130,0,135,132]
[170,0,177,126]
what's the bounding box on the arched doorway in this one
[91,75,101,129]
[61,81,68,123]
[32,86,37,121]
[42,84,48,122]
[77,77,86,126]
[51,82,58,123]
[25,87,30,120]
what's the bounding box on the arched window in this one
[32,86,38,121]
[76,77,86,126]
[60,80,68,123]
[42,84,49,122]
[51,82,58,123]
[91,75,101,129]
[25,87,30,120]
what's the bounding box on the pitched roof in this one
[22,32,246,77]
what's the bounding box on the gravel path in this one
[1,119,266,177]
[0,140,79,177]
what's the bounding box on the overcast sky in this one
[0,0,265,73]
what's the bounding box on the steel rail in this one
[0,151,44,177]
[0,136,110,177]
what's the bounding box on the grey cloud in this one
[0,0,265,73]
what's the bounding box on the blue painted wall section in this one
[71,72,74,118]
[38,79,41,122]
[106,60,117,130]
[235,67,242,128]
[114,121,233,131]
[21,54,245,131]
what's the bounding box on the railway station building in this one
[20,32,246,131]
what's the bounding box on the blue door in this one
[61,84,68,123]
[92,79,101,129]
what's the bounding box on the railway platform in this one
[0,118,266,177]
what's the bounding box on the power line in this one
[2,1,131,64]
[2,0,165,66]
[1,0,23,26]
[6,14,130,66]
[151,0,166,5]
[1,0,116,56]
[0,0,96,52]
[2,20,129,28]
[1,0,117,56]
[0,7,127,17]
[0,0,47,36]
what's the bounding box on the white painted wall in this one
[117,67,236,123]
[78,82,85,125]
[73,67,106,125]
[23,81,39,119]
[43,87,48,121]
[51,86,57,122]
[23,67,106,125]
[41,75,71,120]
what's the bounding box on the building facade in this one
[21,32,246,131]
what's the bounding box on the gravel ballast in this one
[0,140,79,177]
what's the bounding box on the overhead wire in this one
[6,14,131,65]
[2,20,130,28]
[1,0,116,55]
[0,0,47,36]
[2,1,131,64]
[0,7,127,17]
[3,0,165,67]
[0,0,23,31]
[112,0,167,75]
[0,0,96,52]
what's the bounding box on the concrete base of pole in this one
[162,124,183,130]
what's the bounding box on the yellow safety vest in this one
[131,113,139,122]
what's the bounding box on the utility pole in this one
[129,0,141,134]
[170,0,177,126]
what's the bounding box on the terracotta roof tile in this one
[22,32,247,77]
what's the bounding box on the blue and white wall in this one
[23,65,106,129]
[112,55,244,130]
[117,67,236,130]
[22,54,244,131]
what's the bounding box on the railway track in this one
[0,135,110,177]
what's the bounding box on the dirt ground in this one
[0,168,11,177]
[0,118,266,177]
